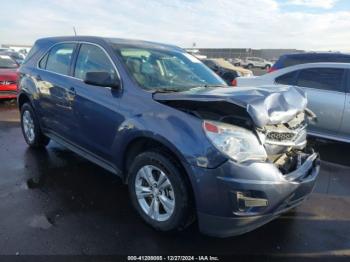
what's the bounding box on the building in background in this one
[193,48,305,61]
[185,48,207,59]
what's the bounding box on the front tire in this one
[20,103,50,148]
[128,151,193,232]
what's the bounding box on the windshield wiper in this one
[152,88,187,93]
[200,84,227,88]
[152,84,227,94]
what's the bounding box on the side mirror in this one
[84,71,120,89]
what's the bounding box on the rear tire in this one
[20,103,50,148]
[247,64,253,69]
[128,151,193,232]
[265,64,271,70]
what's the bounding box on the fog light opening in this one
[237,192,268,212]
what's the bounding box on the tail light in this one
[231,79,237,86]
[268,67,277,73]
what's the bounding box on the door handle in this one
[65,87,76,103]
[68,87,76,96]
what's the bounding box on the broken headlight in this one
[203,121,267,163]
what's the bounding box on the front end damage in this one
[154,85,320,237]
[154,85,317,175]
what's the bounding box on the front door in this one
[69,43,123,162]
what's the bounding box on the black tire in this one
[20,103,50,148]
[265,64,271,70]
[247,64,253,69]
[128,151,193,232]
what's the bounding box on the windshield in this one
[114,47,226,91]
[0,56,18,68]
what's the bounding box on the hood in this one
[153,85,307,128]
[0,68,18,81]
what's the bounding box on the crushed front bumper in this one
[189,151,320,238]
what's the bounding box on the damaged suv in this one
[18,37,320,237]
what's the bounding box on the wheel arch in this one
[17,92,32,110]
[122,136,190,183]
[122,135,197,221]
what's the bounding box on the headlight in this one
[203,121,267,163]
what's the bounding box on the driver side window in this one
[74,44,116,81]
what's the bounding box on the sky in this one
[1,0,350,50]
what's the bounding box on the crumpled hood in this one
[153,85,307,128]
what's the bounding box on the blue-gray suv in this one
[18,36,320,237]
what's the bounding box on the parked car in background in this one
[202,58,253,86]
[269,52,350,73]
[241,57,273,70]
[17,36,319,237]
[0,55,19,99]
[228,57,242,66]
[0,48,14,52]
[0,51,25,64]
[236,62,350,143]
[18,49,28,56]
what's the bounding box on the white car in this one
[236,62,350,143]
[241,57,273,70]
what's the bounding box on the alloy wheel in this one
[135,165,175,222]
[22,110,35,143]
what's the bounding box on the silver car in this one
[236,62,350,143]
[241,57,273,70]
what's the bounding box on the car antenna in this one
[73,26,77,36]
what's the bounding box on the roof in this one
[35,36,183,52]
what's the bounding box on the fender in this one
[17,73,39,107]
[111,111,227,171]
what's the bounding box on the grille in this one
[258,112,307,146]
[266,132,295,142]
[0,81,16,85]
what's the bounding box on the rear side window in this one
[296,68,345,92]
[275,71,297,85]
[74,44,116,80]
[39,53,48,69]
[45,43,75,75]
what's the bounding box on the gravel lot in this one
[0,99,350,260]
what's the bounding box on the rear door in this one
[294,67,346,137]
[36,42,78,140]
[339,70,350,140]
